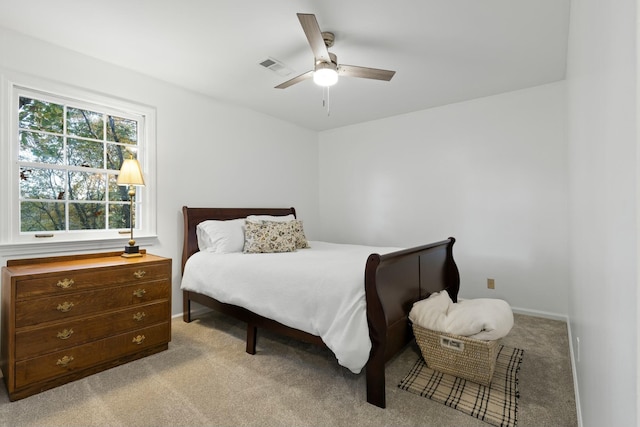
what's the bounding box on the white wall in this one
[319,83,569,316]
[566,0,638,426]
[0,27,320,316]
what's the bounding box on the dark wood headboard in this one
[181,206,297,274]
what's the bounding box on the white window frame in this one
[0,71,157,256]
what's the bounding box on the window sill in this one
[0,236,159,259]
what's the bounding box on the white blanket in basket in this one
[409,290,513,341]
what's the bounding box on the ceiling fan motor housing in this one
[316,52,338,71]
[322,31,335,48]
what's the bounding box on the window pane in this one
[69,202,105,230]
[19,131,64,164]
[106,143,129,171]
[67,107,104,139]
[109,203,130,229]
[20,167,65,200]
[107,116,137,144]
[108,174,130,201]
[68,171,105,201]
[20,201,65,231]
[68,138,104,168]
[19,97,63,133]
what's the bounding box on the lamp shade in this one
[117,158,145,186]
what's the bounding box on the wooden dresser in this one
[0,251,171,401]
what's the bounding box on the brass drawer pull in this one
[56,355,74,367]
[132,288,146,298]
[56,328,74,340]
[133,312,146,321]
[56,278,74,289]
[132,335,146,345]
[133,270,146,279]
[56,301,75,312]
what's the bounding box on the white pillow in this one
[245,214,295,223]
[196,218,245,253]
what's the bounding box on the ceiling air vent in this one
[259,57,293,77]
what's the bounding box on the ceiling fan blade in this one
[297,13,331,63]
[275,70,314,89]
[338,65,396,81]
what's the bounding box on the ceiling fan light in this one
[313,67,338,87]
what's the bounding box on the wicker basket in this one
[412,323,500,386]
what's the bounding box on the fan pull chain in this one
[322,86,331,116]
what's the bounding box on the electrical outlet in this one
[487,278,495,289]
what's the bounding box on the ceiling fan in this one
[276,13,396,89]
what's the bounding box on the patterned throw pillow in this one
[243,221,296,253]
[291,219,310,249]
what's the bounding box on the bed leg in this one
[182,291,192,323]
[246,323,257,354]
[366,354,386,408]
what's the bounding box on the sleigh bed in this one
[180,206,460,408]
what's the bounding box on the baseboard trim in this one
[565,321,584,427]
[173,306,210,320]
[510,306,568,321]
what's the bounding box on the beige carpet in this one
[0,312,577,427]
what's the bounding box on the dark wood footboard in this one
[180,206,459,409]
[364,238,459,408]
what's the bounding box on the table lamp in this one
[116,157,145,258]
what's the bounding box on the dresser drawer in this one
[15,262,170,299]
[15,280,169,328]
[15,301,170,359]
[14,322,170,389]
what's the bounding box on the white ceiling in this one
[0,0,570,131]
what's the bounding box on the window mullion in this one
[63,103,69,232]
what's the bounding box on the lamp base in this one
[121,245,143,258]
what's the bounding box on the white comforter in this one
[180,241,401,374]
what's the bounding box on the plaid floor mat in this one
[398,345,524,427]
